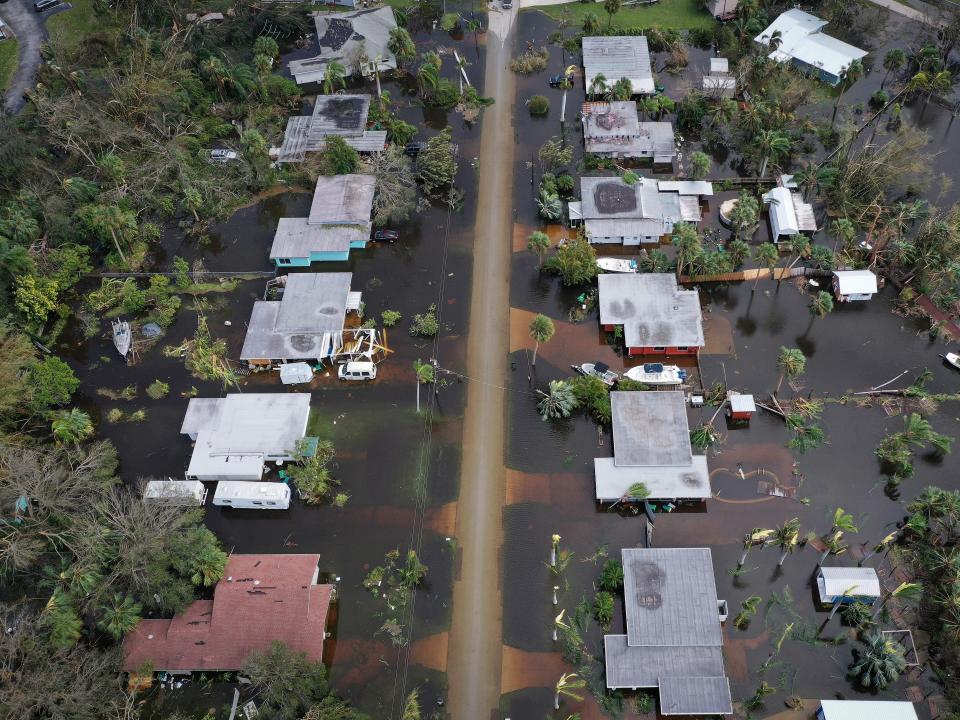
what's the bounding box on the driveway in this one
[0,0,56,114]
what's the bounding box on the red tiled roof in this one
[122,554,334,672]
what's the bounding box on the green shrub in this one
[509,47,550,74]
[528,95,550,116]
[146,380,170,399]
[440,12,460,32]
[409,303,439,337]
[381,310,402,326]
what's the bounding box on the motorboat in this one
[571,362,619,386]
[112,319,131,358]
[942,353,960,370]
[596,257,638,273]
[623,363,686,386]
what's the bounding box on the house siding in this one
[627,345,699,357]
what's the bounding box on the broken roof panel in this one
[597,273,705,349]
[308,94,370,137]
[289,7,398,84]
[610,391,693,467]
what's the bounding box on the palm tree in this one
[756,129,791,177]
[529,314,555,366]
[589,72,609,98]
[688,151,711,180]
[554,673,586,710]
[873,581,923,619]
[413,358,435,413]
[611,77,633,101]
[609,482,651,509]
[603,0,621,28]
[637,96,659,121]
[551,533,562,566]
[881,49,906,88]
[859,529,900,567]
[818,531,848,565]
[388,27,416,70]
[322,60,347,95]
[51,408,94,445]
[527,231,550,268]
[558,65,577,123]
[833,59,864,126]
[538,380,577,421]
[830,507,858,535]
[827,585,861,622]
[753,243,780,289]
[739,528,774,566]
[773,517,801,566]
[776,347,806,394]
[97,593,142,640]
[733,595,763,629]
[849,632,907,689]
[830,218,856,250]
[808,290,834,318]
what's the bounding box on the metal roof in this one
[240,274,355,361]
[308,94,371,137]
[603,637,725,687]
[729,393,756,412]
[278,117,386,163]
[659,676,733,715]
[610,391,692,467]
[755,9,867,81]
[658,181,715,196]
[269,218,368,259]
[289,7,398,84]
[308,174,375,225]
[819,701,918,720]
[594,455,711,501]
[710,57,729,74]
[834,270,878,295]
[817,566,882,598]
[582,36,655,94]
[598,273,705,349]
[622,547,723,647]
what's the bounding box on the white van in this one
[338,361,377,381]
[212,481,290,510]
[143,479,208,506]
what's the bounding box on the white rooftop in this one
[610,391,692,466]
[764,186,816,238]
[834,270,878,295]
[594,455,711,501]
[729,394,756,412]
[819,701,918,720]
[710,58,729,74]
[598,273,704,349]
[817,566,882,598]
[582,36,655,94]
[755,9,867,81]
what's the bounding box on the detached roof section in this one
[598,273,705,349]
[122,554,334,672]
[240,273,356,361]
[604,548,732,714]
[289,6,398,84]
[755,9,867,81]
[582,36,655,94]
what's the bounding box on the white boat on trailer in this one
[623,363,686,386]
[596,257,638,273]
[942,353,960,370]
[572,362,620,386]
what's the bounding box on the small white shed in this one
[833,270,878,302]
[212,481,291,510]
[280,362,314,385]
[143,479,208,506]
[818,701,918,720]
[816,566,881,605]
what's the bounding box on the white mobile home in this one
[143,480,208,506]
[833,270,878,302]
[816,566,881,606]
[817,701,918,720]
[212,481,291,510]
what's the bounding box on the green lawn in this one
[46,0,98,51]
[530,0,714,31]
[0,38,18,94]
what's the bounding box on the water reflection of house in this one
[582,36,655,96]
[122,554,335,675]
[604,547,732,716]
[763,177,816,245]
[833,270,878,302]
[581,101,676,164]
[277,94,386,163]
[815,566,881,606]
[594,391,711,503]
[271,175,374,265]
[180,393,314,481]
[289,6,398,84]
[598,274,704,357]
[240,273,364,367]
[817,701,918,720]
[754,9,867,86]
[570,176,713,245]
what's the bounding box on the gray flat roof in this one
[180,398,222,435]
[582,36,654,94]
[583,101,641,140]
[659,676,733,715]
[184,393,311,455]
[308,174,375,225]
[622,547,722,647]
[585,217,666,240]
[269,218,368,259]
[594,455,711,501]
[611,391,692,467]
[240,273,353,361]
[603,637,726,688]
[598,274,704,349]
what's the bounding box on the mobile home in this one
[143,479,208,506]
[212,481,291,510]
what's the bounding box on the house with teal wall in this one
[270,174,375,266]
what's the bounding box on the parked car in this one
[373,230,399,242]
[209,149,238,162]
[404,142,426,158]
[338,361,377,381]
[34,0,61,11]
[502,0,512,8]
[549,73,574,88]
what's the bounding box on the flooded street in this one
[445,6,516,719]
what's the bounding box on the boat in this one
[596,257,638,273]
[112,319,131,358]
[623,363,686,386]
[571,362,620,386]
[942,353,960,370]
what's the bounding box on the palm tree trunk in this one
[778,548,789,566]
[109,228,126,263]
[739,545,750,567]
[881,69,891,89]
[561,88,568,123]
[760,155,769,177]
[819,548,830,565]
[828,600,843,621]
[416,383,420,413]
[872,595,887,619]
[555,692,561,710]
[776,372,785,395]
[532,340,540,366]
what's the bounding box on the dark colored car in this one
[373,230,399,242]
[403,142,426,158]
[34,0,60,11]
[549,73,574,88]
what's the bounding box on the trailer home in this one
[143,480,208,506]
[212,481,291,510]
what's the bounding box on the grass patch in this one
[46,0,99,52]
[0,38,18,94]
[531,0,714,31]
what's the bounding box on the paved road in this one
[868,0,950,26]
[0,0,51,114]
[444,4,516,720]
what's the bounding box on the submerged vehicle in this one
[596,257,639,273]
[572,362,619,386]
[623,363,686,386]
